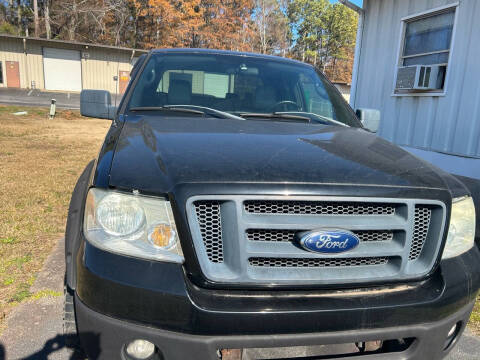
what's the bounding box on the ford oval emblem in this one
[298,229,359,254]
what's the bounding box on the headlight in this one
[442,196,476,259]
[84,188,184,263]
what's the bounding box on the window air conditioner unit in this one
[395,65,441,90]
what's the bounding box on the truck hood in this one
[108,115,453,194]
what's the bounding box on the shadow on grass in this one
[0,332,100,360]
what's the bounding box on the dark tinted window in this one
[128,53,359,127]
[0,62,3,84]
[404,11,454,57]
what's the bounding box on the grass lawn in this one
[0,105,109,330]
[471,296,480,336]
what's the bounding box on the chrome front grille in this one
[409,207,432,260]
[244,200,396,215]
[194,201,223,263]
[188,196,446,286]
[246,229,394,243]
[249,257,389,268]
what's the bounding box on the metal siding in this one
[26,43,45,90]
[0,37,136,92]
[0,38,26,88]
[451,0,480,156]
[357,0,480,158]
[0,39,48,89]
[82,49,133,94]
[377,0,400,139]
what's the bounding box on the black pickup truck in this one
[66,49,480,360]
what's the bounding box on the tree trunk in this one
[33,0,39,37]
[16,0,21,35]
[133,14,138,48]
[261,0,266,54]
[68,0,77,41]
[8,0,13,25]
[44,0,51,39]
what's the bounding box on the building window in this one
[0,62,3,84]
[395,6,457,94]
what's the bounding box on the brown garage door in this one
[6,61,20,88]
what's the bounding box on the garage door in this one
[43,48,82,91]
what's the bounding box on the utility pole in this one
[33,0,39,37]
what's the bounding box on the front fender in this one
[65,160,95,290]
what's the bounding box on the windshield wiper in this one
[164,105,245,121]
[129,106,205,115]
[239,112,312,123]
[275,111,350,127]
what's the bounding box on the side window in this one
[158,71,193,93]
[158,70,230,99]
[395,7,456,94]
[204,73,229,98]
[130,54,147,80]
[0,62,3,84]
[298,73,334,119]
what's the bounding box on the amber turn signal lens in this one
[149,223,174,248]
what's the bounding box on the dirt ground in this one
[0,105,110,331]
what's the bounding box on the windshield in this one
[127,53,360,127]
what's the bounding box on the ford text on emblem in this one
[298,229,360,254]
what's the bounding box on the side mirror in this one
[356,108,381,133]
[80,90,117,120]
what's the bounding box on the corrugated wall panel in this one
[0,39,27,88]
[429,0,472,153]
[0,37,139,92]
[26,43,45,89]
[357,0,480,158]
[450,0,480,156]
[377,0,400,128]
[82,49,134,93]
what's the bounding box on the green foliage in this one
[0,237,17,244]
[288,0,358,80]
[9,282,31,303]
[31,289,62,300]
[324,4,358,60]
[255,0,292,55]
[3,277,14,286]
[0,22,18,35]
[0,0,357,82]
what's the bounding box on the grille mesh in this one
[189,198,442,285]
[409,207,432,260]
[246,229,394,242]
[194,201,223,263]
[249,257,388,267]
[356,230,394,242]
[244,200,395,216]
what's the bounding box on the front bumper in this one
[75,242,480,359]
[76,296,474,360]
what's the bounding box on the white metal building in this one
[0,34,147,94]
[343,0,480,182]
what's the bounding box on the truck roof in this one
[150,48,311,67]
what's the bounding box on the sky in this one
[331,0,363,6]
